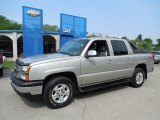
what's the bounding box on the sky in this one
[0,0,160,43]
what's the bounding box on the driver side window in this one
[88,40,109,57]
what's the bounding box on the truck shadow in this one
[19,84,129,109]
[20,94,45,108]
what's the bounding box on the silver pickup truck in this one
[11,38,154,108]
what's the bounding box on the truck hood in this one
[18,53,70,65]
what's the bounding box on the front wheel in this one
[43,76,75,109]
[130,68,145,88]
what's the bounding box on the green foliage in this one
[121,36,128,40]
[130,37,153,50]
[137,34,142,41]
[134,38,143,49]
[0,15,60,32]
[142,38,153,50]
[0,15,22,30]
[154,39,160,51]
[157,39,160,44]
[130,40,137,46]
[3,61,15,69]
[131,34,153,50]
[43,24,59,32]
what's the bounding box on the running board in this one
[79,79,131,93]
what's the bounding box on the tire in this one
[130,68,145,88]
[43,76,75,109]
[0,67,3,77]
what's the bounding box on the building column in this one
[12,32,18,61]
[53,35,60,50]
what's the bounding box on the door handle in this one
[126,58,129,62]
[108,60,112,63]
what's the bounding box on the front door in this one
[81,40,114,85]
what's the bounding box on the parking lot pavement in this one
[0,65,160,120]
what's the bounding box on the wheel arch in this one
[135,64,147,79]
[42,71,79,94]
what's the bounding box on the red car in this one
[0,52,3,77]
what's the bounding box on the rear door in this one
[107,40,134,79]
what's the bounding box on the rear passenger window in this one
[111,40,128,56]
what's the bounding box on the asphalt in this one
[0,64,160,120]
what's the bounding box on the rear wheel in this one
[43,76,75,109]
[130,68,145,88]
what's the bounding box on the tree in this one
[134,38,142,49]
[142,38,153,50]
[0,15,22,30]
[157,39,160,45]
[143,38,152,44]
[137,34,142,41]
[43,24,59,32]
[130,40,137,47]
[0,15,60,32]
[121,36,128,40]
[154,39,160,51]
[130,35,154,50]
[133,34,143,49]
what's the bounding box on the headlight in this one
[19,66,31,81]
[19,72,27,80]
[21,66,30,72]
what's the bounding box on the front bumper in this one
[10,72,43,95]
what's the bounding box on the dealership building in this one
[0,30,60,61]
[0,7,87,61]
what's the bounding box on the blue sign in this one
[60,14,87,47]
[23,6,43,57]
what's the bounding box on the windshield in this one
[57,39,89,56]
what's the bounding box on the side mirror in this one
[87,50,97,57]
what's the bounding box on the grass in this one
[3,61,15,69]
